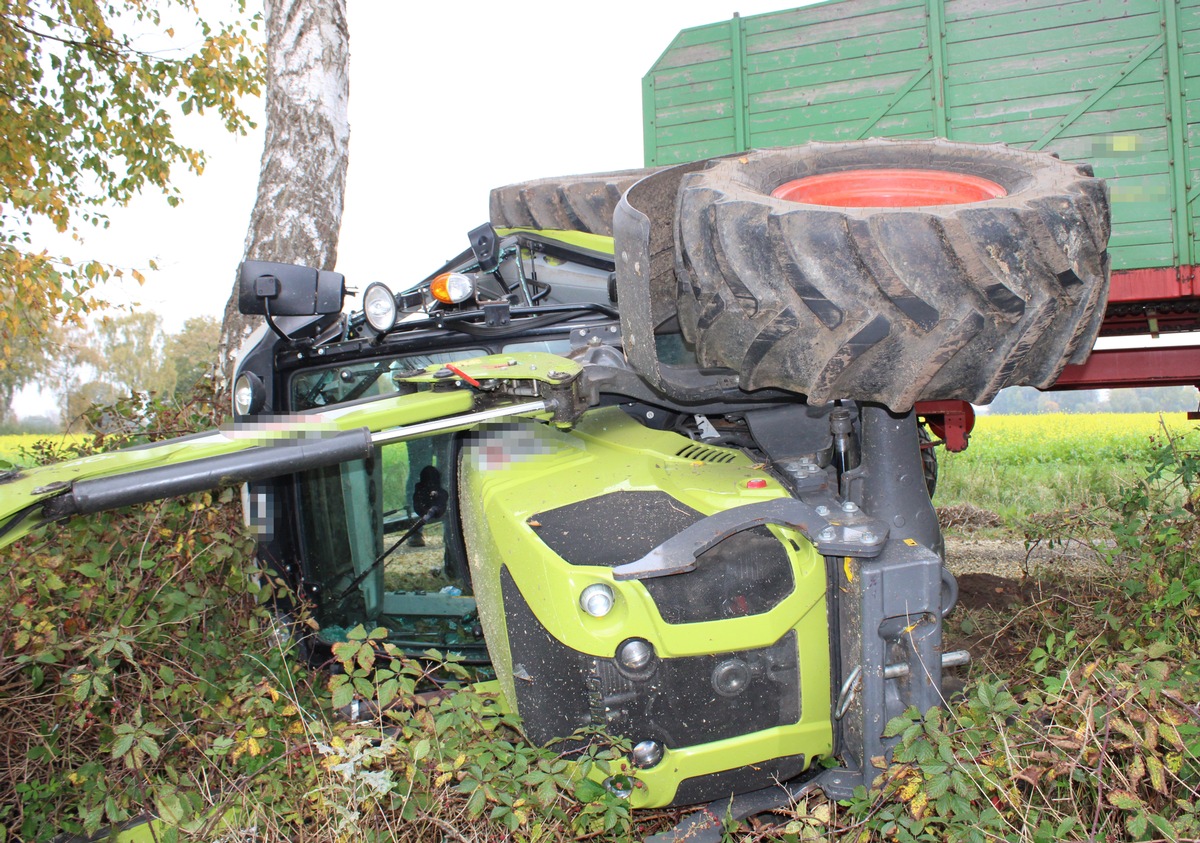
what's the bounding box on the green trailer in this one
[643,0,1200,401]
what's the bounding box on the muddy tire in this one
[673,139,1110,411]
[490,167,660,237]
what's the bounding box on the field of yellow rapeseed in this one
[3,414,1196,523]
[2,413,1195,468]
[963,411,1198,464]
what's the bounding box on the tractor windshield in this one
[289,351,489,662]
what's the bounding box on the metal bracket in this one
[482,302,510,327]
[569,323,623,348]
[611,498,887,581]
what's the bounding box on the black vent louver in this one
[675,444,737,464]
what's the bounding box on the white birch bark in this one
[217,0,350,380]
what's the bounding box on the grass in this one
[936,412,1199,527]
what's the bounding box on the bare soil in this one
[936,503,1127,675]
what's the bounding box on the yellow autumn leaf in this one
[897,774,921,802]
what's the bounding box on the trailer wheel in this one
[673,139,1110,411]
[489,167,659,237]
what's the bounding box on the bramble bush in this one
[791,425,1200,843]
[1,385,635,842]
[1,386,298,841]
[5,386,1197,842]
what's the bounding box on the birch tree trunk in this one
[217,0,350,381]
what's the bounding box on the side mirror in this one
[238,261,345,316]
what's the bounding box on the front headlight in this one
[362,282,398,332]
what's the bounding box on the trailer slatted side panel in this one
[1183,0,1200,264]
[746,1,934,145]
[644,0,1200,274]
[644,22,739,163]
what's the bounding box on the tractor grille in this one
[500,567,801,791]
[532,491,795,624]
[641,526,795,624]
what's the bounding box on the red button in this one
[746,479,767,489]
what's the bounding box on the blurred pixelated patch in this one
[1093,134,1142,156]
[463,422,581,471]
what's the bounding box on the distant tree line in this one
[988,385,1199,415]
[3,314,220,432]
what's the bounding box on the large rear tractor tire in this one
[673,139,1110,411]
[490,167,659,237]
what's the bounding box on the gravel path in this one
[945,536,1121,579]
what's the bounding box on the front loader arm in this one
[0,353,584,550]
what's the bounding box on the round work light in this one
[233,372,265,417]
[362,282,398,332]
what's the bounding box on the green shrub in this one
[1,386,306,841]
[830,427,1200,843]
[1,386,636,842]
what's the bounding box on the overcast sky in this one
[14,0,1190,416]
[16,0,807,416]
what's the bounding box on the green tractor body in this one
[460,408,832,807]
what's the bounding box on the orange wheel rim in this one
[771,168,1008,207]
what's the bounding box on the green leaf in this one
[1108,789,1144,811]
[111,734,134,758]
[925,772,951,800]
[1147,813,1178,837]
[884,713,913,738]
[1054,817,1077,837]
[331,681,353,710]
[977,682,996,708]
[465,787,487,817]
[1144,661,1170,681]
[377,678,399,709]
[413,739,430,762]
[155,791,187,825]
[138,736,160,760]
[574,778,606,802]
[1146,641,1172,659]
